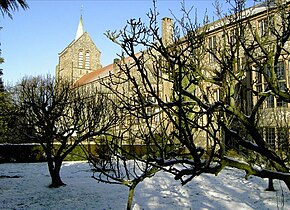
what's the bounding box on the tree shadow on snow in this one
[133,167,288,210]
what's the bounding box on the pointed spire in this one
[75,14,84,40]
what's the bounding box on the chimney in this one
[113,58,120,72]
[162,17,173,47]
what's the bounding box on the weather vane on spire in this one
[81,5,83,16]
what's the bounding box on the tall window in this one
[154,107,160,122]
[214,89,220,101]
[230,29,235,45]
[265,127,275,149]
[256,71,262,83]
[277,82,287,107]
[78,51,83,68]
[276,61,285,80]
[266,95,274,108]
[256,84,262,93]
[277,127,289,152]
[255,61,288,108]
[258,18,267,36]
[276,61,287,107]
[255,69,263,108]
[85,51,90,69]
[288,60,290,81]
[258,16,273,37]
[208,35,217,63]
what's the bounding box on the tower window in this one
[78,51,83,68]
[85,51,90,69]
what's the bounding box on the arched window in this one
[78,51,83,68]
[85,51,90,69]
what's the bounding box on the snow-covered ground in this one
[0,161,289,210]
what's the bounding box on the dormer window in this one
[85,51,90,69]
[78,51,83,68]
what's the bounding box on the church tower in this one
[56,15,102,84]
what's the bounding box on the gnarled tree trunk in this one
[47,158,65,188]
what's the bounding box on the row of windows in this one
[78,51,90,69]
[207,15,274,63]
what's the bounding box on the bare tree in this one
[11,75,118,187]
[82,90,160,210]
[102,0,290,190]
[86,135,158,210]
[101,0,224,186]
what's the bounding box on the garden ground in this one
[0,161,289,209]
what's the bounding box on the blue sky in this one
[0,0,257,84]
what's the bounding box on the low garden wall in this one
[0,143,178,163]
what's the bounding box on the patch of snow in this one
[0,162,289,209]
